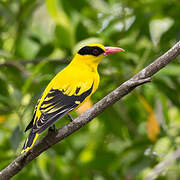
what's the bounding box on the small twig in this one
[0,58,68,67]
[0,41,179,180]
[16,58,68,65]
[0,58,68,76]
[0,61,30,76]
[144,149,180,180]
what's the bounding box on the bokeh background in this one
[0,0,180,179]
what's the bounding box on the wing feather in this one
[32,82,94,134]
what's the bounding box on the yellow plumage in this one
[21,44,104,153]
[21,43,123,153]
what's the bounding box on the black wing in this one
[32,83,94,134]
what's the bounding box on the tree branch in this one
[0,58,68,67]
[0,41,180,180]
[144,149,180,180]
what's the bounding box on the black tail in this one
[21,130,39,154]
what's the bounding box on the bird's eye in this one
[92,49,99,55]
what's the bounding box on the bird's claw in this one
[48,124,57,132]
[68,114,74,122]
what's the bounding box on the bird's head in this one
[72,44,124,68]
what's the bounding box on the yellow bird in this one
[22,44,124,153]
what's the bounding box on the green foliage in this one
[0,0,180,179]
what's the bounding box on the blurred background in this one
[0,0,180,179]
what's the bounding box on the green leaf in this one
[55,24,74,49]
[156,64,180,76]
[15,36,40,59]
[149,18,174,45]
[75,22,89,41]
[0,78,9,96]
[36,43,54,58]
[46,0,70,28]
[10,126,22,152]
[22,60,48,94]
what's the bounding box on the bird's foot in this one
[48,124,57,132]
[68,113,74,122]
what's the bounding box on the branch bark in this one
[0,41,180,180]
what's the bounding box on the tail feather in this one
[21,130,39,154]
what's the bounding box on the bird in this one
[21,44,124,153]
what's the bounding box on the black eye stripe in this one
[78,46,105,56]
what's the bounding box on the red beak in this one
[104,46,124,55]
